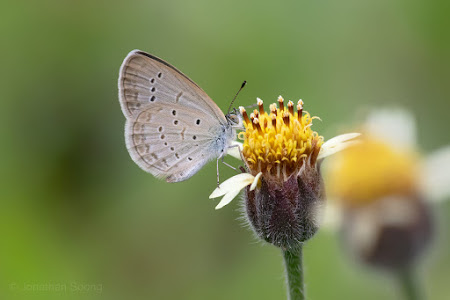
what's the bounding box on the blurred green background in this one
[1,0,449,299]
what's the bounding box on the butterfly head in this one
[226,108,243,128]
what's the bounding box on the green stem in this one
[398,269,421,300]
[282,245,304,300]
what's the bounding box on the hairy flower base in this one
[245,165,325,249]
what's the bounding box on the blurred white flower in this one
[325,108,450,270]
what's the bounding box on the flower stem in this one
[282,245,304,300]
[398,269,421,300]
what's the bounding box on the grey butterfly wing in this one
[118,49,227,123]
[118,50,232,182]
[125,103,227,182]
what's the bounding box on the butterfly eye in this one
[227,114,240,125]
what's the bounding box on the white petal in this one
[317,133,361,160]
[226,141,243,160]
[209,173,255,199]
[250,172,263,191]
[321,133,361,149]
[365,108,417,150]
[422,146,450,202]
[215,189,242,210]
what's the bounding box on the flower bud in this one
[245,162,325,249]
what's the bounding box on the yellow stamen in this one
[239,106,251,125]
[253,118,263,134]
[297,100,303,120]
[239,97,324,181]
[257,98,265,115]
[278,96,284,111]
[270,104,277,116]
[283,111,290,126]
[288,100,294,116]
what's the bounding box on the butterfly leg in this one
[216,144,248,187]
[221,144,249,173]
[216,156,221,187]
[226,144,248,168]
[221,159,237,171]
[215,154,228,187]
[216,152,240,187]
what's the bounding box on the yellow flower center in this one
[238,96,323,181]
[327,137,419,207]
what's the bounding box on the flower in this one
[325,109,450,270]
[210,96,359,249]
[240,97,323,181]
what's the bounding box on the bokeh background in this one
[1,0,449,299]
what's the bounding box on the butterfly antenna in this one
[227,81,247,115]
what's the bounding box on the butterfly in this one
[118,50,242,183]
